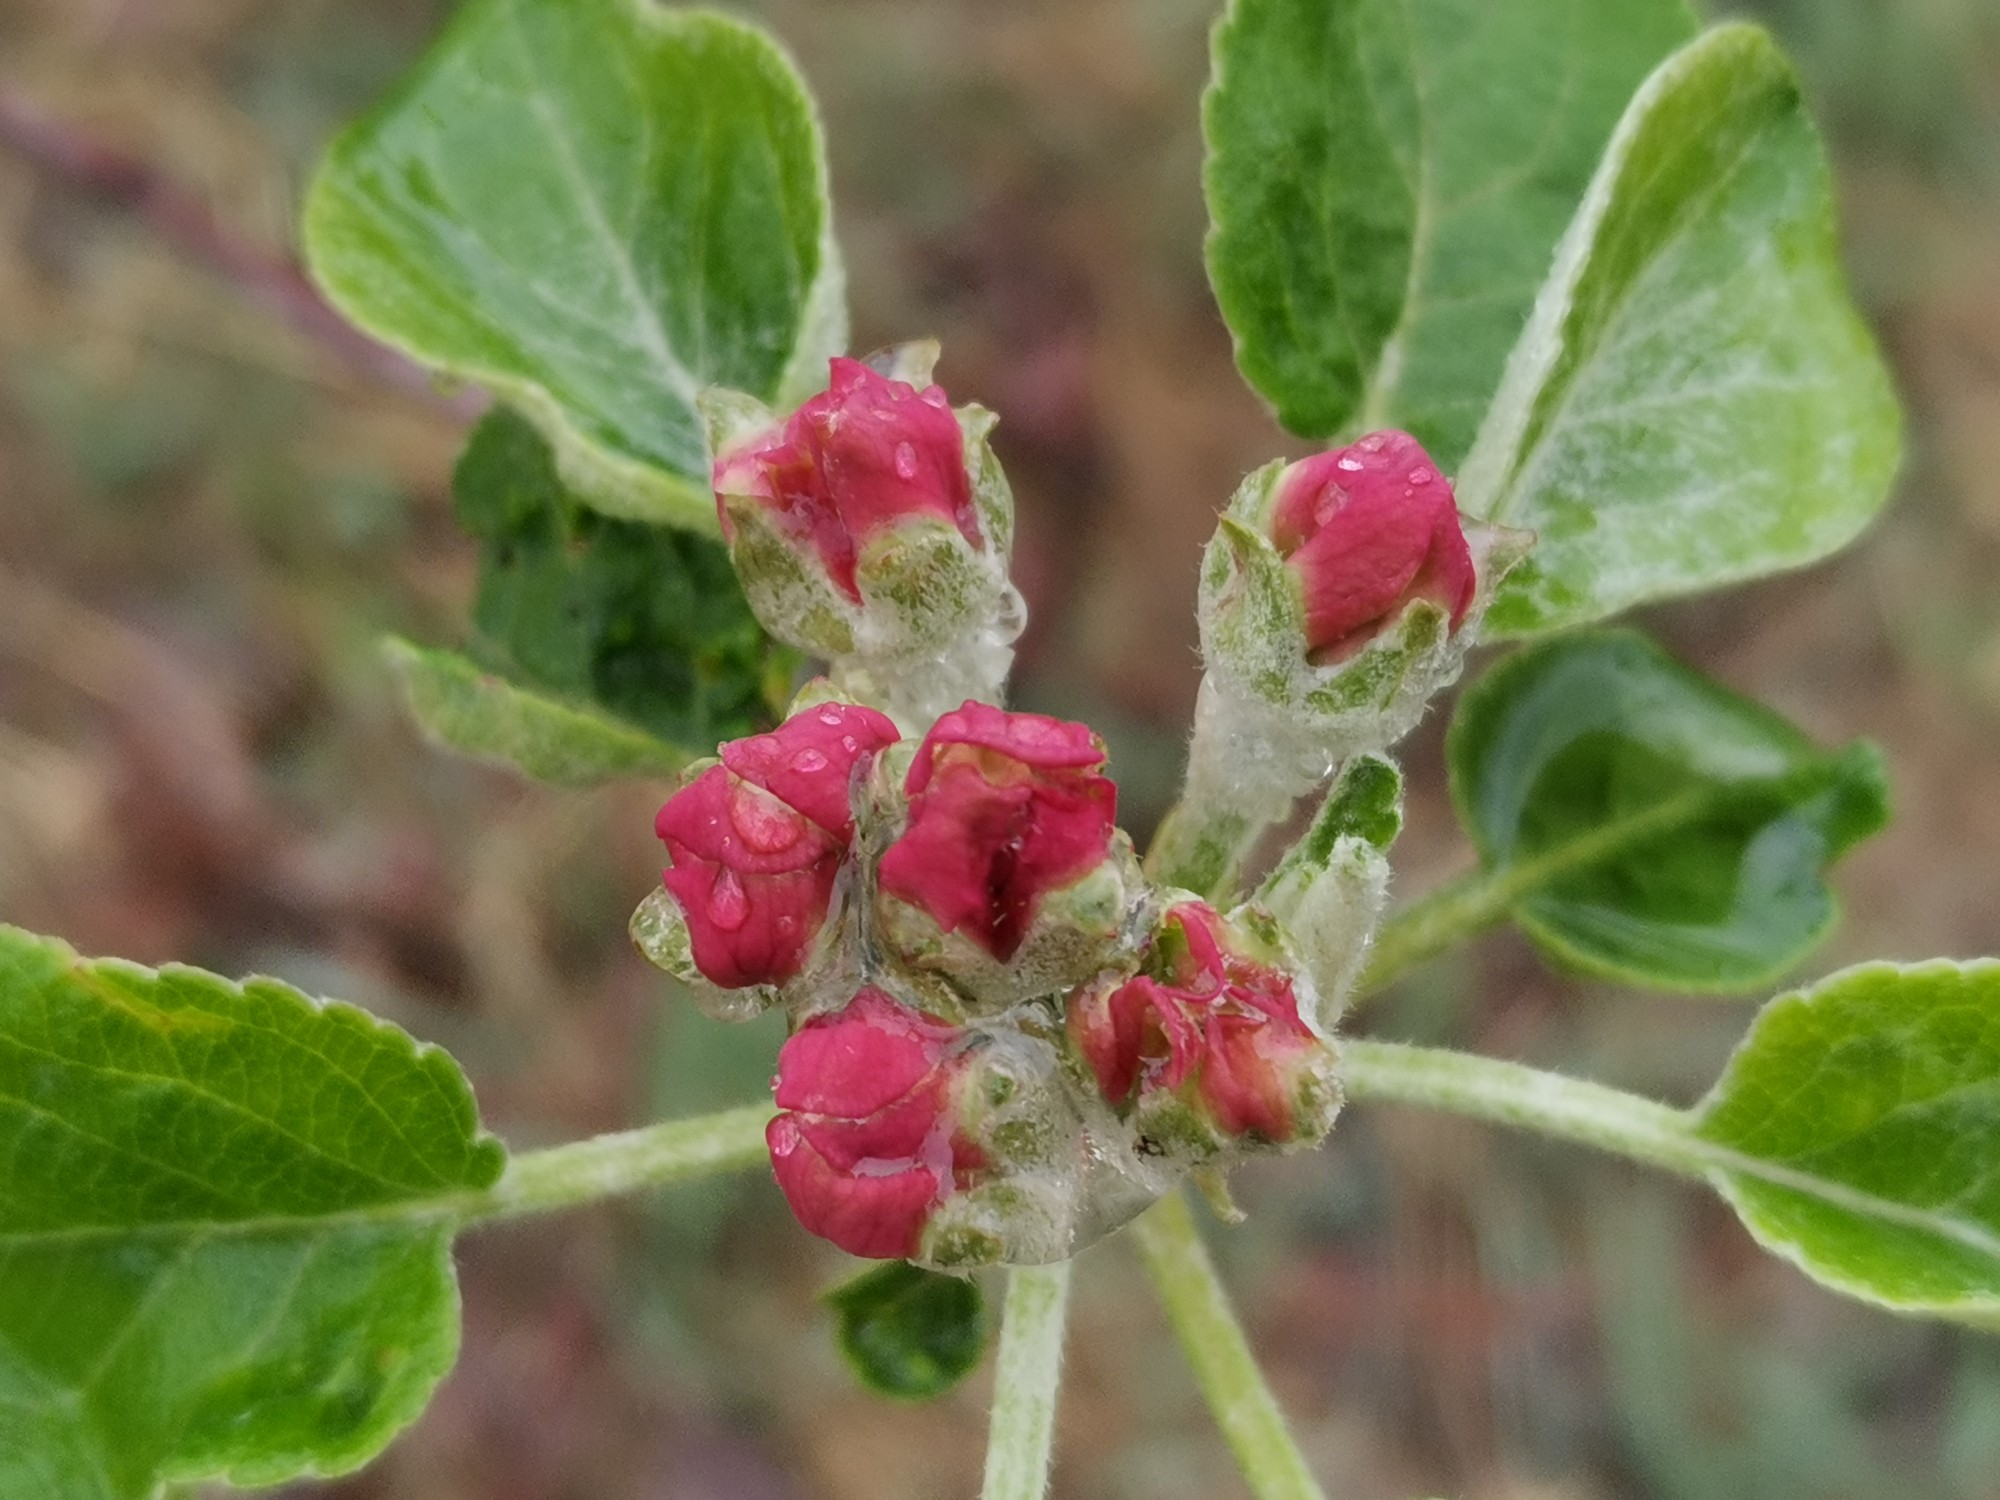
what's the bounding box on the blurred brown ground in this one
[3,1,2000,1497]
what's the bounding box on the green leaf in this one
[384,638,689,785]
[1203,0,1695,461]
[303,0,845,527]
[1457,22,1902,635]
[400,406,791,783]
[1448,629,1888,991]
[1695,960,2000,1320]
[826,1262,988,1402]
[0,925,505,1498]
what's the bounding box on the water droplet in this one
[792,749,829,774]
[993,584,1029,643]
[817,705,845,725]
[1335,456,1364,473]
[894,441,918,479]
[921,388,949,408]
[1407,467,1434,486]
[707,869,750,931]
[732,792,803,853]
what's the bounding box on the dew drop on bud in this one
[1407,468,1433,485]
[792,749,830,773]
[707,868,750,931]
[894,441,918,479]
[1335,456,1364,472]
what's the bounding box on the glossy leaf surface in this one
[0,927,504,1498]
[304,0,845,526]
[1449,630,1887,991]
[1204,0,1694,461]
[1458,23,1902,634]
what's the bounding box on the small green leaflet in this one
[1203,0,1695,463]
[0,926,504,1499]
[1696,960,2000,1321]
[1457,23,1902,635]
[304,0,846,528]
[393,407,791,785]
[827,1262,988,1402]
[384,638,690,786]
[1448,630,1887,992]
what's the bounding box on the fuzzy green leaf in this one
[1696,960,2000,1320]
[1449,630,1888,991]
[827,1262,988,1402]
[0,926,505,1498]
[399,406,790,784]
[383,637,689,785]
[303,0,845,527]
[1458,23,1902,635]
[1203,0,1695,461]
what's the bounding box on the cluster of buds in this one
[639,689,1309,1267]
[632,355,1510,1268]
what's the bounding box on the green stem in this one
[1338,1040,1707,1176]
[460,1103,775,1226]
[981,1262,1074,1500]
[1131,1190,1328,1500]
[1353,786,1715,1001]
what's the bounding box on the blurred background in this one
[3,0,2000,1496]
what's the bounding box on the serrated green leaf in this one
[0,925,505,1498]
[826,1262,988,1402]
[1457,22,1902,635]
[402,406,791,784]
[1695,960,2000,1319]
[384,637,689,785]
[1448,630,1887,991]
[1203,0,1695,461]
[303,0,845,527]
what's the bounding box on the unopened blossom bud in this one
[766,988,1081,1266]
[767,988,975,1260]
[646,700,899,994]
[876,702,1142,1010]
[705,348,1020,725]
[1195,431,1531,777]
[1271,432,1474,662]
[1067,900,1339,1158]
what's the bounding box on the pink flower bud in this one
[766,988,982,1259]
[713,357,984,602]
[877,702,1117,963]
[1068,901,1331,1145]
[1270,430,1475,663]
[655,701,899,989]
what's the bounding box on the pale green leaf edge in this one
[1694,957,2000,1324]
[1455,21,1903,635]
[302,1,846,533]
[383,635,690,786]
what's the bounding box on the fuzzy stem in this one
[1131,1191,1329,1500]
[1337,1039,1710,1175]
[460,1104,776,1226]
[981,1262,1074,1500]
